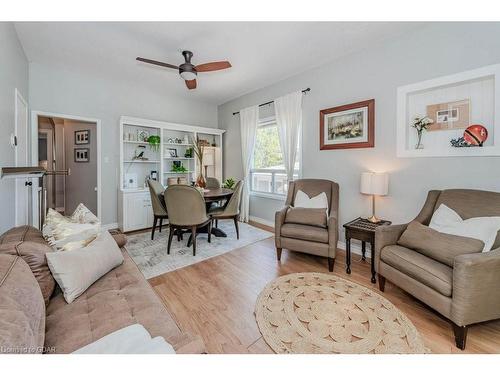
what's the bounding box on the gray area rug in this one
[125,221,273,279]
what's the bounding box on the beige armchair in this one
[275,179,339,271]
[164,185,212,256]
[375,189,500,350]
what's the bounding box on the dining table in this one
[162,186,234,245]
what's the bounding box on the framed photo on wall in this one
[74,148,90,162]
[320,99,375,150]
[75,129,90,144]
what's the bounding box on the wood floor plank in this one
[149,229,500,354]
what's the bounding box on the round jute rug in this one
[255,272,428,354]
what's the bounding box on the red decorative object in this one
[463,124,488,146]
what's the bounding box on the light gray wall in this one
[218,23,500,239]
[29,62,218,225]
[0,23,29,233]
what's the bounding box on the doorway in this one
[31,112,101,227]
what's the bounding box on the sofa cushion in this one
[381,245,453,297]
[0,254,46,353]
[397,221,484,267]
[285,207,327,228]
[0,226,55,305]
[46,230,124,303]
[281,223,328,244]
[45,249,182,353]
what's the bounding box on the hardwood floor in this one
[149,227,500,354]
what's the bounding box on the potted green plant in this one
[223,177,236,190]
[147,135,161,152]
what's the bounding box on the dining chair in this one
[164,185,212,256]
[205,177,220,189]
[209,181,243,239]
[147,179,168,240]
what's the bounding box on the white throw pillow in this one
[46,230,124,303]
[429,204,500,252]
[70,203,100,225]
[43,206,100,251]
[294,190,329,212]
[72,324,175,354]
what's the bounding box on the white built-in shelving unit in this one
[118,116,225,232]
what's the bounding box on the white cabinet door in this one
[122,191,154,232]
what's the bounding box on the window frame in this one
[249,116,301,200]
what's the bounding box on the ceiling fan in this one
[136,50,231,90]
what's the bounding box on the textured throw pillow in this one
[397,221,484,267]
[294,190,329,212]
[43,207,100,251]
[285,207,327,228]
[46,230,124,303]
[429,204,500,252]
[70,203,100,224]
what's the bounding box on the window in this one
[250,118,300,197]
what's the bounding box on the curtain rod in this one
[232,88,310,116]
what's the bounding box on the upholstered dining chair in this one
[375,189,500,349]
[205,177,221,189]
[275,179,339,271]
[147,179,168,240]
[164,185,212,256]
[209,181,244,239]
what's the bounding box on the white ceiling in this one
[15,22,425,105]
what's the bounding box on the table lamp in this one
[360,172,389,223]
[203,152,215,177]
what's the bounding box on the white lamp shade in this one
[203,152,215,166]
[360,172,389,196]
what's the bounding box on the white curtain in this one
[275,91,303,182]
[239,105,259,222]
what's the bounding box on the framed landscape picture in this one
[320,99,375,150]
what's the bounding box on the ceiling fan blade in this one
[195,61,232,72]
[185,79,197,90]
[136,57,178,70]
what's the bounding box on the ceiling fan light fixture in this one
[180,70,197,81]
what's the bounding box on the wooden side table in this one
[343,217,391,283]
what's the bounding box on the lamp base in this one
[367,215,382,224]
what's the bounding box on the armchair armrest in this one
[275,206,290,248]
[451,248,500,326]
[374,224,407,272]
[327,216,338,258]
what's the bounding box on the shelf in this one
[123,140,150,145]
[123,160,160,163]
[163,143,193,146]
[163,171,194,174]
[163,157,194,160]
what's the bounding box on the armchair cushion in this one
[397,221,484,267]
[281,223,328,244]
[381,245,453,297]
[285,207,327,228]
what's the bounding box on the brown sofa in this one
[0,226,204,354]
[375,189,500,350]
[275,179,339,271]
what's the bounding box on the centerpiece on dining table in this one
[192,135,206,188]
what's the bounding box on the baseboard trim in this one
[248,216,370,259]
[249,215,274,227]
[102,222,119,231]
